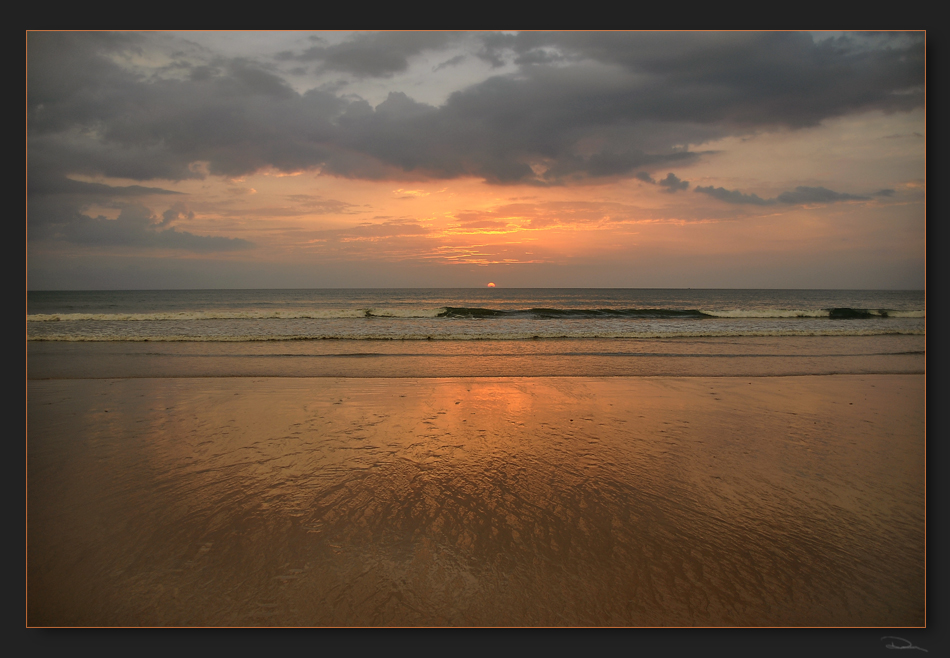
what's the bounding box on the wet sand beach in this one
[27,374,924,626]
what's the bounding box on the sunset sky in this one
[27,31,926,290]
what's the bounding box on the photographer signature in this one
[881,637,927,652]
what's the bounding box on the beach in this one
[27,372,924,626]
[26,289,926,626]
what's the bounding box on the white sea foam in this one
[703,309,926,319]
[364,308,445,318]
[884,310,926,318]
[27,308,451,322]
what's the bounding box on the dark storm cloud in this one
[29,34,345,181]
[475,31,924,128]
[28,31,926,202]
[283,32,458,77]
[332,72,710,184]
[695,184,871,205]
[346,30,916,183]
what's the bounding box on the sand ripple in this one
[27,376,925,626]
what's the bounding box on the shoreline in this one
[28,374,925,626]
[27,334,926,380]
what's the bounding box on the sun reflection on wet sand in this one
[28,376,924,626]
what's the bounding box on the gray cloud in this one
[284,195,361,214]
[157,203,192,227]
[583,152,697,178]
[514,48,566,66]
[695,184,871,205]
[775,186,869,204]
[433,54,466,72]
[693,186,774,205]
[475,31,924,128]
[28,30,926,209]
[48,203,253,251]
[658,173,689,193]
[29,34,346,181]
[28,173,182,198]
[284,32,458,78]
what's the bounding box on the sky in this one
[26,31,926,290]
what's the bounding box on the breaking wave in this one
[28,306,924,323]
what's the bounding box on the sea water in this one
[27,289,925,379]
[27,288,925,342]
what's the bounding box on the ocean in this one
[27,288,925,379]
[27,288,926,625]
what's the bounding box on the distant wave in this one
[27,328,927,342]
[28,306,925,323]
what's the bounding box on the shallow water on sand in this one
[27,334,925,379]
[27,376,924,626]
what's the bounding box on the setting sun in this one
[487,282,496,287]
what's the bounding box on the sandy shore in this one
[27,375,924,626]
[26,335,925,379]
